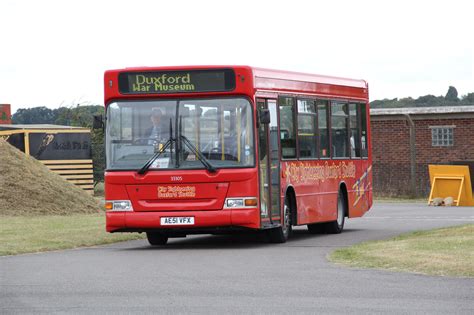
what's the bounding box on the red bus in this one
[102,66,372,245]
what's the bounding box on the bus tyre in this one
[268,198,292,243]
[146,232,169,246]
[325,190,345,234]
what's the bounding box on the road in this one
[1,203,473,314]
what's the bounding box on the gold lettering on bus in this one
[352,165,372,206]
[284,161,356,184]
[132,73,195,93]
[157,185,196,199]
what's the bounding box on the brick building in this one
[0,104,11,124]
[370,106,474,197]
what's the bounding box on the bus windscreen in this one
[118,69,236,94]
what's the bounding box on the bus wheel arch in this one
[284,186,297,226]
[339,182,349,218]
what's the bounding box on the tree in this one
[414,95,443,107]
[12,107,55,124]
[53,105,104,127]
[53,107,73,125]
[461,93,474,104]
[445,86,459,102]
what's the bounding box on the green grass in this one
[374,197,426,203]
[330,224,474,277]
[0,214,144,256]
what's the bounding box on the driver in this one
[146,108,164,144]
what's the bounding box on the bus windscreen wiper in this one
[180,135,217,173]
[138,119,174,175]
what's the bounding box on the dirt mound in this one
[0,139,101,216]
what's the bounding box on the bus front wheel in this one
[268,197,292,243]
[146,232,169,246]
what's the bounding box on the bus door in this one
[257,99,281,228]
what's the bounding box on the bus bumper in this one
[106,208,260,233]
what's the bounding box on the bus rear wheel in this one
[268,197,292,243]
[146,232,169,246]
[325,190,345,234]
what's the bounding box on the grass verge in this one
[0,214,144,256]
[329,224,474,277]
[374,197,426,203]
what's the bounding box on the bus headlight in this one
[226,199,244,208]
[105,200,134,211]
[225,197,257,208]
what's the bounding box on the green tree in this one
[414,95,443,107]
[90,127,105,182]
[445,86,459,102]
[461,93,474,104]
[53,105,104,127]
[53,107,73,125]
[12,107,55,124]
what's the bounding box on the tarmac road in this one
[1,202,473,314]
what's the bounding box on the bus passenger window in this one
[349,103,361,158]
[297,99,317,158]
[360,103,368,158]
[317,101,330,158]
[331,102,349,158]
[278,97,296,159]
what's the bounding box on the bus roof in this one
[104,65,368,102]
[107,65,367,88]
[252,67,367,89]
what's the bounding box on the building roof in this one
[0,124,88,131]
[371,106,474,116]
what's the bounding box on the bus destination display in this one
[118,69,235,94]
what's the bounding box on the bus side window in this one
[279,96,296,159]
[349,103,361,158]
[297,99,317,158]
[331,102,349,158]
[317,100,330,158]
[360,103,368,158]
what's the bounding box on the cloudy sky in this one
[1,0,473,113]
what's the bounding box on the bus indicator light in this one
[244,198,258,207]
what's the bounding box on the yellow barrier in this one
[428,165,474,206]
[40,160,94,194]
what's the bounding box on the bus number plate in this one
[160,217,194,225]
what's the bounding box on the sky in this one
[1,0,473,114]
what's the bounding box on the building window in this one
[431,126,454,146]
